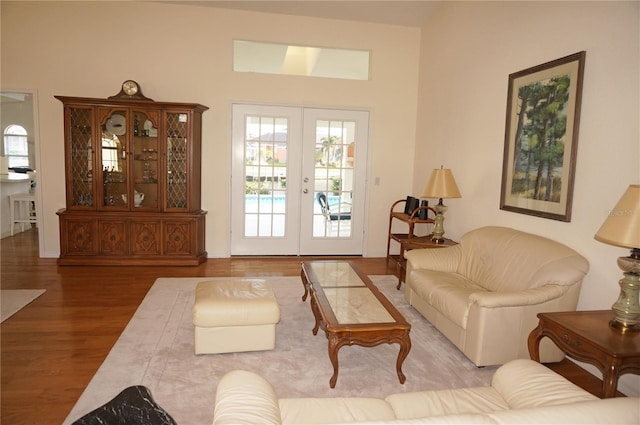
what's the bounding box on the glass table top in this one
[309,262,366,288]
[323,287,394,324]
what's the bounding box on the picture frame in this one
[500,51,586,222]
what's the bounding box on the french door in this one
[230,104,368,255]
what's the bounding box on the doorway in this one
[231,104,369,255]
[0,90,43,256]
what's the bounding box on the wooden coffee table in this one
[300,261,411,388]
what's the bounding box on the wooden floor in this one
[1,229,616,424]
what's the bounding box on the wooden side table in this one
[528,310,640,398]
[395,235,457,289]
[386,199,435,267]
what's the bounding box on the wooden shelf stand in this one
[386,198,458,289]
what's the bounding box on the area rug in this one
[1,289,45,323]
[63,276,497,425]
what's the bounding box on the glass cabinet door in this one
[131,110,159,210]
[166,112,188,209]
[100,110,128,209]
[68,106,94,208]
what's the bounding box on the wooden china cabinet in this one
[55,82,208,266]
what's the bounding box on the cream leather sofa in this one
[212,359,638,424]
[404,226,589,367]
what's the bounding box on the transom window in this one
[233,40,370,81]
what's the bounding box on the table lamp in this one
[594,184,640,332]
[421,166,461,243]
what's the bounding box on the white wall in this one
[414,1,639,396]
[0,0,421,258]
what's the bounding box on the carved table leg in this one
[300,269,309,301]
[309,295,321,335]
[328,333,348,388]
[527,323,543,362]
[602,364,620,398]
[395,333,411,384]
[396,261,403,290]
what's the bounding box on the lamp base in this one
[609,254,640,332]
[431,208,446,243]
[609,318,640,333]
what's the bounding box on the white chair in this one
[9,192,37,235]
[27,171,37,193]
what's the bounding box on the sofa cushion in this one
[331,415,498,425]
[193,279,280,327]
[385,386,509,419]
[279,397,396,424]
[343,397,640,425]
[486,397,640,424]
[406,244,462,273]
[409,270,486,329]
[457,227,588,293]
[490,359,597,409]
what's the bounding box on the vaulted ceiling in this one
[158,1,442,27]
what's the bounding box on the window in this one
[3,124,29,168]
[233,40,370,81]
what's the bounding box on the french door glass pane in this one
[313,119,355,237]
[243,115,288,237]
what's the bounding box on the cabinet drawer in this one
[131,220,161,255]
[164,221,192,255]
[59,215,98,255]
[99,219,128,255]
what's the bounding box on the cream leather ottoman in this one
[192,279,280,354]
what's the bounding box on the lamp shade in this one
[594,184,640,249]
[420,168,461,199]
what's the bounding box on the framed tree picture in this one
[500,51,586,222]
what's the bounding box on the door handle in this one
[303,189,309,194]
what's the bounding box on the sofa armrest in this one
[468,285,569,308]
[406,245,461,273]
[491,359,597,409]
[214,370,282,425]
